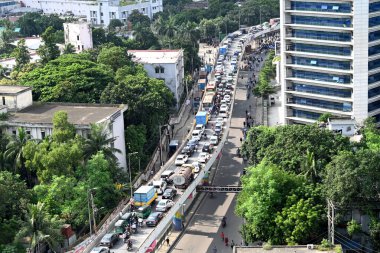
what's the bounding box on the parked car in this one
[100,233,119,248]
[90,247,110,253]
[152,180,167,195]
[146,212,164,227]
[162,188,177,200]
[202,142,212,153]
[198,152,210,163]
[156,199,174,212]
[210,135,219,145]
[220,104,229,113]
[175,154,188,166]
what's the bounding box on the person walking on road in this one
[231,240,235,249]
[166,237,170,246]
[224,236,229,246]
[220,231,225,241]
[212,245,217,253]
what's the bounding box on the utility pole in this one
[327,199,335,245]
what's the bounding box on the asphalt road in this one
[171,36,256,253]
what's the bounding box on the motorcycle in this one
[123,231,130,243]
[221,217,227,228]
[131,222,137,233]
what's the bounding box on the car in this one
[202,142,212,153]
[156,199,174,212]
[225,89,232,95]
[191,129,202,141]
[152,180,167,195]
[224,95,231,103]
[214,123,223,135]
[219,112,229,119]
[146,212,164,227]
[210,135,219,145]
[181,145,195,156]
[162,188,177,200]
[100,233,119,248]
[90,247,110,253]
[135,205,152,219]
[192,161,203,173]
[187,139,198,147]
[220,104,229,113]
[198,152,210,163]
[216,117,225,125]
[195,124,205,135]
[175,154,188,166]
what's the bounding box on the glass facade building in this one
[281,0,380,124]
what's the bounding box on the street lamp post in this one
[238,3,242,29]
[128,152,138,198]
[87,187,98,235]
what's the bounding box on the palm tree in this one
[15,202,63,253]
[63,43,76,54]
[4,127,30,172]
[83,123,121,163]
[153,16,178,49]
[300,149,319,183]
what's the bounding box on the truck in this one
[133,185,157,207]
[195,111,209,126]
[198,79,207,91]
[170,164,194,189]
[219,45,228,55]
[199,71,207,80]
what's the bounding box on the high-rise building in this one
[280,1,380,125]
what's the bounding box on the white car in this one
[175,154,188,166]
[198,152,210,163]
[156,199,174,212]
[90,247,110,253]
[224,95,231,103]
[192,129,202,141]
[192,161,202,173]
[152,180,167,195]
[195,124,205,135]
[216,117,225,125]
[220,104,229,113]
[210,135,219,145]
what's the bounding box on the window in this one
[78,45,80,50]
[82,45,84,50]
[2,97,5,105]
[26,130,31,135]
[12,130,16,135]
[77,35,79,40]
[101,12,103,16]
[41,131,45,139]
[160,66,165,73]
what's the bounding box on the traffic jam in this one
[90,31,251,253]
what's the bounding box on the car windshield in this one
[158,202,166,207]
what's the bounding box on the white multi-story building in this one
[0,0,19,14]
[0,86,127,169]
[280,0,380,125]
[64,22,93,52]
[128,49,185,107]
[21,0,163,26]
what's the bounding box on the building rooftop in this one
[7,103,126,125]
[128,49,182,64]
[0,85,32,95]
[233,246,337,253]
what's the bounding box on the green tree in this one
[0,171,31,245]
[125,124,147,154]
[324,149,380,208]
[154,16,178,49]
[15,202,63,253]
[347,220,361,237]
[236,160,324,244]
[317,113,332,123]
[127,10,151,28]
[300,149,320,183]
[62,43,76,54]
[37,26,61,64]
[4,128,32,184]
[133,24,160,49]
[369,218,380,250]
[363,117,380,151]
[92,28,107,47]
[52,111,75,143]
[0,28,15,53]
[108,19,123,32]
[12,39,31,73]
[83,123,121,163]
[97,46,131,71]
[20,54,114,103]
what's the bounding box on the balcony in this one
[286,64,352,75]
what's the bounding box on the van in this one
[114,219,129,234]
[192,130,202,141]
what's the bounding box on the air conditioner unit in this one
[307,244,314,250]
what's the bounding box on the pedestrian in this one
[166,237,170,246]
[240,137,243,142]
[231,240,235,249]
[220,231,225,241]
[249,104,251,111]
[212,245,217,253]
[243,121,246,127]
[224,236,229,246]
[245,109,248,115]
